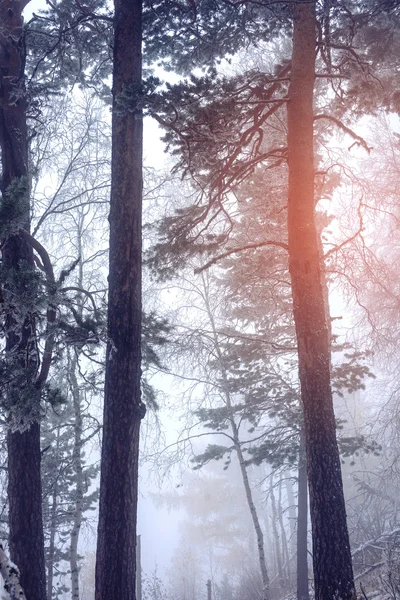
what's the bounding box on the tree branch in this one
[59,286,99,318]
[314,114,372,153]
[19,230,56,387]
[194,240,288,274]
[324,199,364,259]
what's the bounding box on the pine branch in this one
[314,114,372,153]
[194,240,288,274]
[59,286,99,318]
[19,230,56,388]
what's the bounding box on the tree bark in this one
[286,3,356,599]
[94,0,144,595]
[0,2,46,598]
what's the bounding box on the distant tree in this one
[216,574,234,600]
[41,356,100,600]
[143,567,169,600]
[168,547,203,600]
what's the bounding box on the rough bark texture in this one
[286,3,356,599]
[8,425,46,600]
[94,0,144,595]
[0,2,46,599]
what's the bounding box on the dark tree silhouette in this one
[95,0,145,596]
[286,4,356,599]
[0,2,46,597]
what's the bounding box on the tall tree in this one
[286,3,355,599]
[0,1,114,594]
[42,384,100,600]
[95,0,144,595]
[0,1,46,597]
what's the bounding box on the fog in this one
[2,3,400,600]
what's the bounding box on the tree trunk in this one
[0,2,46,599]
[286,3,356,599]
[285,475,297,559]
[277,478,290,582]
[94,0,144,595]
[46,426,61,600]
[234,434,270,600]
[296,429,309,600]
[69,355,84,600]
[269,475,284,586]
[203,279,270,600]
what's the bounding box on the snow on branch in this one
[0,542,26,600]
[352,527,400,559]
[19,229,57,388]
[314,114,372,153]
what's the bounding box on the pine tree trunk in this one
[8,426,46,600]
[286,3,356,599]
[95,0,144,595]
[0,2,46,598]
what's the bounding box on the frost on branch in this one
[0,542,26,600]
